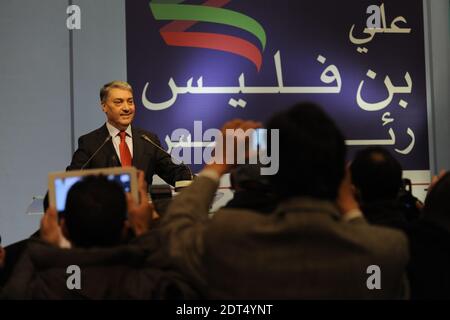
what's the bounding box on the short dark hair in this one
[64,175,127,248]
[100,80,133,103]
[350,147,402,203]
[266,102,346,200]
[423,172,450,227]
[230,164,271,192]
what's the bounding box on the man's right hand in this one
[206,119,262,177]
[126,170,158,237]
[40,207,66,247]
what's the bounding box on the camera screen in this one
[53,173,131,212]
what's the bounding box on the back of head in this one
[423,172,450,228]
[266,102,346,200]
[64,175,127,248]
[350,147,402,203]
[230,164,271,192]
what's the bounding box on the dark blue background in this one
[126,0,429,172]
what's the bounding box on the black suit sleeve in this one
[66,136,90,171]
[151,134,192,186]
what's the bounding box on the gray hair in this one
[100,81,133,103]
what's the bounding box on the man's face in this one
[102,88,135,130]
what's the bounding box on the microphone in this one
[81,135,112,170]
[141,134,193,186]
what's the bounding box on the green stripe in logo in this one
[150,3,267,50]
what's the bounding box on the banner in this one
[126,0,429,172]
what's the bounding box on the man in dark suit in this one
[67,81,191,186]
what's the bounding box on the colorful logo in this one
[149,0,267,71]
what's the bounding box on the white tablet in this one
[48,167,139,212]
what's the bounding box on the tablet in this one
[48,167,139,213]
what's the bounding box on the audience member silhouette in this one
[1,174,197,299]
[407,171,450,299]
[161,102,409,299]
[350,147,415,231]
[225,164,278,213]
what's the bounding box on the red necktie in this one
[119,131,132,167]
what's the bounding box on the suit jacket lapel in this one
[132,127,146,169]
[98,123,121,166]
